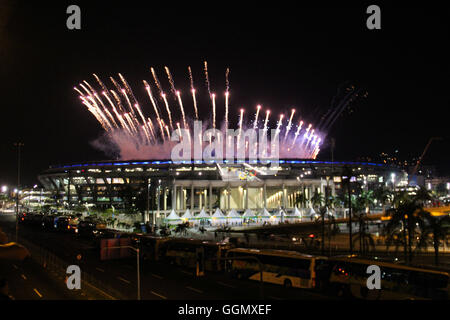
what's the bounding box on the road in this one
[0,213,333,300]
[0,255,87,300]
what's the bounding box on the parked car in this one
[41,214,58,230]
[68,215,81,233]
[77,217,106,237]
[55,216,71,232]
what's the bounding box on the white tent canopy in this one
[165,209,182,224]
[275,209,286,216]
[260,208,271,219]
[181,209,194,220]
[212,208,225,218]
[196,209,211,219]
[286,207,302,222]
[226,209,242,224]
[293,207,302,216]
[226,209,242,218]
[242,209,254,217]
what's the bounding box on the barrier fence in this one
[10,233,127,300]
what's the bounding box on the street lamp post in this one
[146,178,151,227]
[342,166,353,255]
[101,245,141,300]
[14,142,24,242]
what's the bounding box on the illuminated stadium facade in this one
[38,159,395,221]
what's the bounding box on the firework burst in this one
[73,63,336,160]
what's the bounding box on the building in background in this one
[38,159,398,221]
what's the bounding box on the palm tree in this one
[373,186,392,213]
[414,186,433,207]
[384,197,428,264]
[311,191,324,210]
[341,166,354,254]
[295,192,307,209]
[416,213,450,266]
[352,192,374,254]
[318,206,327,255]
[352,230,376,254]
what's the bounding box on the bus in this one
[159,238,231,271]
[134,235,170,261]
[326,256,450,300]
[225,248,328,289]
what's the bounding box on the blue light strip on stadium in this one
[55,159,386,169]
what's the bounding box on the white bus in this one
[225,248,328,289]
[327,256,450,300]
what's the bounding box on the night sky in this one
[0,1,448,186]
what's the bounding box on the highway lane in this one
[1,220,333,300]
[0,258,86,300]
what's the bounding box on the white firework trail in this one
[144,80,165,140]
[120,89,135,115]
[291,120,304,147]
[191,89,199,120]
[85,95,114,131]
[82,80,96,94]
[75,66,326,160]
[74,87,84,97]
[93,74,110,97]
[164,125,170,139]
[141,125,152,144]
[211,93,216,129]
[119,73,138,104]
[134,103,148,130]
[150,67,163,95]
[109,77,123,97]
[147,118,157,142]
[263,110,270,131]
[175,90,188,130]
[225,68,230,92]
[188,66,199,119]
[81,97,111,132]
[164,66,177,95]
[161,93,174,131]
[284,109,296,141]
[79,83,91,96]
[204,61,211,95]
[110,90,126,114]
[225,91,229,131]
[253,105,261,129]
[237,108,244,146]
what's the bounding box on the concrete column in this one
[199,189,202,209]
[227,185,231,210]
[172,185,176,211]
[156,186,160,219]
[163,188,167,211]
[209,184,213,214]
[190,185,194,211]
[263,182,267,208]
[181,187,185,211]
[307,185,312,207]
[245,184,249,209]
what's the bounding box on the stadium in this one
[35,66,399,225]
[38,158,396,224]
